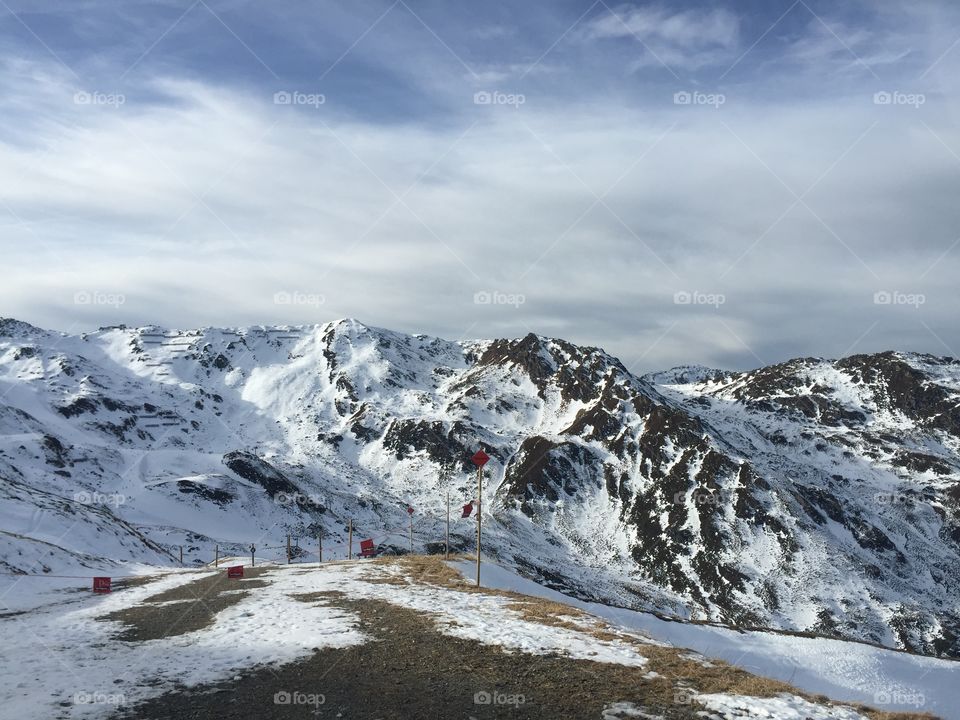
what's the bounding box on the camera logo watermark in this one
[273,91,326,109]
[674,90,725,108]
[873,91,925,108]
[674,290,725,308]
[74,291,125,308]
[674,688,697,705]
[74,491,128,508]
[474,690,525,707]
[273,291,325,307]
[73,692,126,707]
[273,690,325,708]
[873,290,925,308]
[474,90,525,108]
[74,91,126,107]
[474,290,525,308]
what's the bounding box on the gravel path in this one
[112,589,697,720]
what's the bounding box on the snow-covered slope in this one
[5,558,915,720]
[1,317,958,661]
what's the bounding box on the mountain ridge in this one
[1,317,958,660]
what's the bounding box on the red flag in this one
[462,501,474,518]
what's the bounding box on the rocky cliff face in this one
[1,318,958,658]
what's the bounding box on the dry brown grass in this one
[354,555,939,720]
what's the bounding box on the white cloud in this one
[583,4,740,70]
[3,5,960,372]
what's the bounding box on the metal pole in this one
[318,534,322,564]
[348,519,353,560]
[476,465,482,587]
[179,545,183,565]
[251,544,255,567]
[215,545,219,568]
[286,534,291,564]
[409,512,413,553]
[445,488,450,560]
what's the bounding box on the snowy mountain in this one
[1,317,958,661]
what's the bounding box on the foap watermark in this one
[875,492,916,508]
[673,688,697,705]
[273,690,325,709]
[274,291,325,307]
[74,290,125,308]
[474,290,525,308]
[273,90,326,109]
[473,90,525,108]
[674,290,725,308]
[873,290,925,308]
[74,491,128,508]
[73,90,125,107]
[674,90,725,108]
[874,690,925,708]
[873,91,925,108]
[275,491,323,508]
[672,491,722,507]
[474,690,525,707]
[73,692,126,707]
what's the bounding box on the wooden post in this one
[286,534,291,564]
[215,545,219,568]
[409,512,413,553]
[251,544,255,567]
[476,465,482,587]
[179,545,183,565]
[445,488,450,560]
[318,534,322,564]
[348,519,353,560]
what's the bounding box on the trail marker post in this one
[250,543,256,567]
[445,488,450,560]
[286,534,291,564]
[348,519,353,560]
[179,546,183,565]
[215,545,219,568]
[407,505,414,553]
[471,449,490,587]
[318,533,322,564]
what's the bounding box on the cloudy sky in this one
[2,0,959,372]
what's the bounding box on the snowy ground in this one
[0,558,948,719]
[454,559,956,719]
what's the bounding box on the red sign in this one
[227,565,244,579]
[462,501,474,518]
[406,505,414,515]
[472,449,490,467]
[92,577,111,593]
[359,539,376,557]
